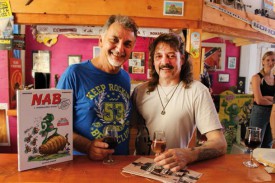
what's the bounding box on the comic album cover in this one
[17,89,73,171]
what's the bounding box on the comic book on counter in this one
[122,157,202,183]
[17,89,73,171]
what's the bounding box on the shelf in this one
[7,109,17,116]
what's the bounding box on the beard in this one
[107,49,126,67]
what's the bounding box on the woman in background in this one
[250,51,275,148]
[270,93,275,148]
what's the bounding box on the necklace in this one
[157,82,181,115]
[159,84,179,103]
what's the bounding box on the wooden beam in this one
[14,13,200,29]
[10,0,202,28]
[202,22,275,43]
[202,2,275,43]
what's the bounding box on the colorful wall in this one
[203,37,241,94]
[0,27,241,153]
[25,26,152,87]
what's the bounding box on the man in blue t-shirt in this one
[57,15,138,160]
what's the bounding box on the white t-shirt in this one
[132,80,222,151]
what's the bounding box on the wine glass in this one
[243,126,262,168]
[151,131,166,156]
[102,125,118,165]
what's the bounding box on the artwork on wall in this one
[0,103,10,146]
[129,52,145,74]
[68,55,82,65]
[32,50,50,73]
[227,57,236,69]
[218,73,230,83]
[93,46,100,58]
[237,77,246,94]
[201,43,226,71]
[163,1,184,16]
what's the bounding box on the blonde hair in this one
[260,51,274,75]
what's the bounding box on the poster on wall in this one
[190,32,200,59]
[9,57,22,109]
[129,52,145,74]
[163,1,184,16]
[0,0,13,50]
[32,50,51,73]
[201,43,226,71]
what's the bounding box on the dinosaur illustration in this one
[39,113,58,144]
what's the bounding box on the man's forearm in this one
[190,135,227,163]
[73,132,92,154]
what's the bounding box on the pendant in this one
[161,110,166,115]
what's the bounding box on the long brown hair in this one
[147,33,193,93]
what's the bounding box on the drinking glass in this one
[102,125,118,164]
[151,131,166,156]
[243,126,262,168]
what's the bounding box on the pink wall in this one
[203,37,240,94]
[0,50,17,153]
[25,26,151,86]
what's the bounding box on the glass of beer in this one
[151,131,166,156]
[102,125,118,164]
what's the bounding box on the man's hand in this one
[154,148,193,172]
[87,139,114,160]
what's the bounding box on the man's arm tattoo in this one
[197,148,224,161]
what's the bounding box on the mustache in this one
[159,64,174,70]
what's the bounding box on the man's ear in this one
[99,34,103,47]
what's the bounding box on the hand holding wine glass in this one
[151,131,166,156]
[243,126,262,168]
[102,125,118,164]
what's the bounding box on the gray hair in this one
[102,15,138,37]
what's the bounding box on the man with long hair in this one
[131,33,226,172]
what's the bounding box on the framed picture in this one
[32,50,50,73]
[68,55,82,65]
[93,46,100,58]
[201,43,226,71]
[132,66,145,74]
[228,57,236,69]
[163,1,184,16]
[0,103,10,146]
[218,74,230,83]
[132,52,145,59]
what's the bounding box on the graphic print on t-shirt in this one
[86,83,131,145]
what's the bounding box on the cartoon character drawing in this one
[24,134,33,143]
[39,134,70,155]
[39,113,58,144]
[220,100,240,129]
[32,126,39,135]
[30,137,38,146]
[25,145,31,153]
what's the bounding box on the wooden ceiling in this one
[9,0,275,44]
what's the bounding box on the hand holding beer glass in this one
[151,131,166,156]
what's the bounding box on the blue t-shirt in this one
[57,60,132,155]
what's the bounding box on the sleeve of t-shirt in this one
[56,67,75,90]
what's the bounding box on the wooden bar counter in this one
[0,154,274,182]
